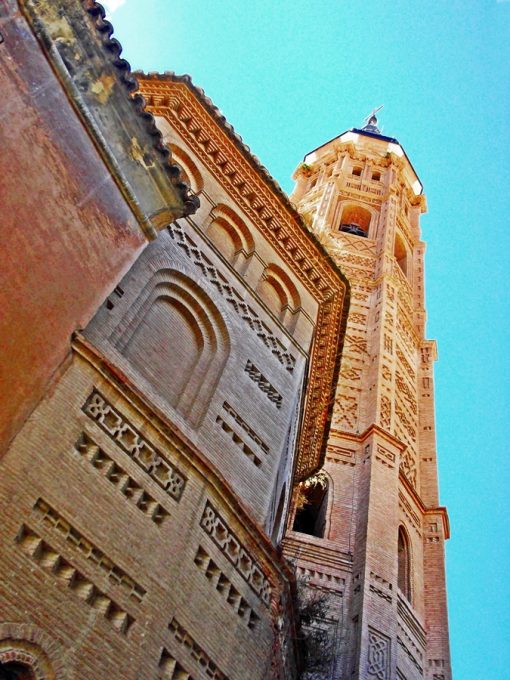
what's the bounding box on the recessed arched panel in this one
[113,269,229,427]
[124,296,204,408]
[398,525,412,603]
[207,217,241,263]
[207,204,255,265]
[168,144,204,194]
[256,263,301,331]
[257,277,287,319]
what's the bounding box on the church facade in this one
[0,2,450,679]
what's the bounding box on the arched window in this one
[292,475,329,538]
[0,662,35,680]
[398,526,412,602]
[339,204,372,237]
[0,629,56,680]
[352,166,362,177]
[394,232,409,278]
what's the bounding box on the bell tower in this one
[284,114,452,680]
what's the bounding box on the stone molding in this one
[16,0,198,241]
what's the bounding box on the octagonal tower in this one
[284,116,451,680]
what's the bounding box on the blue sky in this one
[104,1,510,677]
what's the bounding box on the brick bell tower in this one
[284,112,452,680]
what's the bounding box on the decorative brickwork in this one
[83,389,186,500]
[200,502,272,606]
[194,546,259,629]
[74,432,170,524]
[215,415,262,467]
[222,401,270,454]
[367,628,391,679]
[244,360,283,408]
[168,221,296,371]
[167,618,229,680]
[138,74,350,480]
[16,525,134,634]
[158,649,196,680]
[285,123,451,679]
[33,498,146,602]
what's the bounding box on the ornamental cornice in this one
[137,73,350,481]
[333,142,391,169]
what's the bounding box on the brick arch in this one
[113,269,230,427]
[320,470,335,540]
[0,622,68,680]
[167,143,204,194]
[394,230,410,279]
[292,472,331,539]
[256,263,301,331]
[207,203,255,264]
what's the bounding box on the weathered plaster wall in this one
[0,3,147,451]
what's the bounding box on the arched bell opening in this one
[339,204,371,238]
[292,476,329,538]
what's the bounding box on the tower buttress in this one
[284,117,451,680]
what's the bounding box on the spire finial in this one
[362,105,383,134]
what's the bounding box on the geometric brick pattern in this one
[168,221,296,371]
[167,617,229,680]
[221,401,270,454]
[367,627,391,679]
[244,360,283,409]
[200,502,272,606]
[15,525,134,635]
[193,546,259,629]
[83,389,186,501]
[32,498,146,603]
[74,431,170,524]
